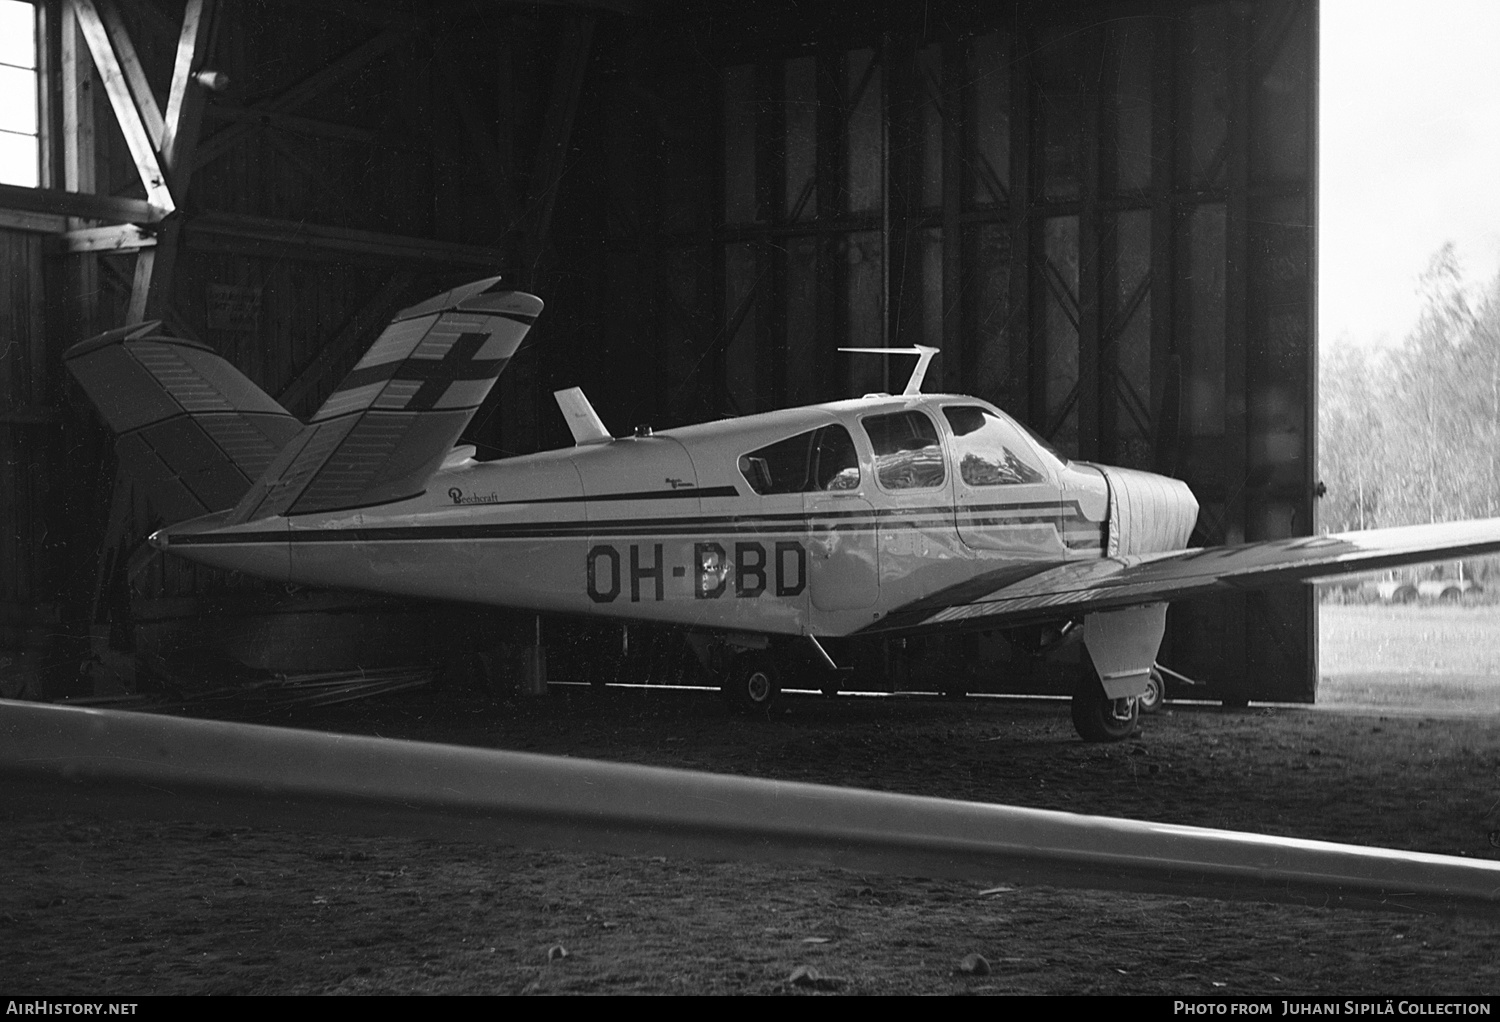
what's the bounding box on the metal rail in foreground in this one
[3,699,1498,918]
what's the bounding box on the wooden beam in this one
[258,129,358,222]
[431,40,518,224]
[1149,13,1180,478]
[96,0,165,147]
[158,0,214,171]
[1077,25,1103,462]
[0,209,66,234]
[940,38,963,392]
[63,223,157,252]
[204,106,385,147]
[521,14,595,271]
[192,28,406,171]
[1219,5,1253,699]
[60,3,96,199]
[96,256,201,340]
[70,0,174,212]
[1011,17,1038,426]
[128,249,156,320]
[185,211,507,267]
[61,0,101,343]
[36,0,62,188]
[0,183,163,224]
[135,0,218,321]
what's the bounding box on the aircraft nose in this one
[1099,466,1199,557]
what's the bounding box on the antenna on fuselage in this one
[838,344,941,396]
[553,387,613,445]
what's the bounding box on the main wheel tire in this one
[1138,666,1166,715]
[1070,677,1139,742]
[722,652,780,714]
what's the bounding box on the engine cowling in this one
[1096,465,1199,558]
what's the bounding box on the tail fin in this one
[64,323,302,525]
[229,278,542,522]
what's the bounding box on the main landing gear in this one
[1070,674,1140,742]
[1070,603,1165,741]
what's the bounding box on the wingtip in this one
[63,321,166,360]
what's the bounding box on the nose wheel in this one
[1070,674,1140,742]
[722,651,780,714]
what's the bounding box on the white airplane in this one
[65,277,1500,741]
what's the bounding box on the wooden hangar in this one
[0,0,1316,706]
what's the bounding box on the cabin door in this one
[938,404,1064,560]
[805,489,879,612]
[855,409,964,613]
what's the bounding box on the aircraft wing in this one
[866,518,1500,634]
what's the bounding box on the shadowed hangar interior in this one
[0,0,1316,705]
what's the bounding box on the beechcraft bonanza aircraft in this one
[65,277,1500,741]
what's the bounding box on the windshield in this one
[942,406,1047,486]
[1011,415,1068,467]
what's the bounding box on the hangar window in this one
[0,0,38,188]
[862,410,945,491]
[738,424,860,495]
[942,406,1047,487]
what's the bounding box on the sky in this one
[0,0,36,188]
[1320,0,1500,347]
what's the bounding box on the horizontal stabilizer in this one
[230,278,543,522]
[65,326,301,524]
[553,387,612,445]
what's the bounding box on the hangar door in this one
[535,0,1318,702]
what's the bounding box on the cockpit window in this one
[738,424,861,495]
[942,405,1047,486]
[861,411,946,491]
[1013,416,1067,464]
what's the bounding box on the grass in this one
[1318,603,1500,711]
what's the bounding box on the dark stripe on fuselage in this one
[164,499,1109,548]
[452,485,742,508]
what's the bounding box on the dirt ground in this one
[5,678,1500,996]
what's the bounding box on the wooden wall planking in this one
[6,3,565,662]
[0,229,51,611]
[88,4,559,609]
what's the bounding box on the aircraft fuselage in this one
[155,393,1199,640]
